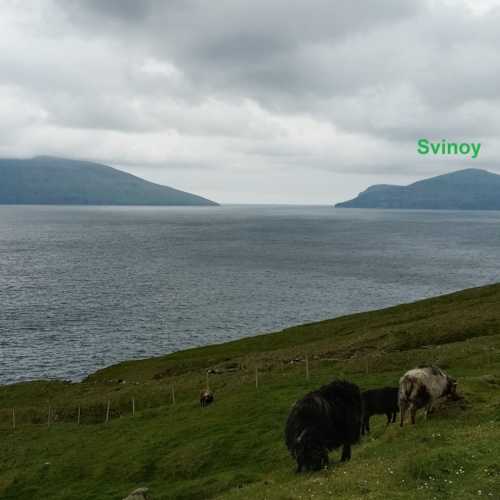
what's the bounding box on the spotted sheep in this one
[399,365,458,426]
[200,389,214,407]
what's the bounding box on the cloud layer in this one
[2,0,500,203]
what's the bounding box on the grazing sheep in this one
[361,386,399,435]
[285,379,362,472]
[399,365,458,426]
[200,389,214,407]
[122,488,149,500]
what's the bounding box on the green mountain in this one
[335,168,500,209]
[0,156,218,206]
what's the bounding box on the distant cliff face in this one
[0,157,218,206]
[335,169,500,210]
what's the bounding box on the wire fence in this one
[1,345,497,432]
[0,354,322,431]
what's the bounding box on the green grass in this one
[1,284,500,499]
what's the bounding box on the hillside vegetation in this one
[1,284,500,499]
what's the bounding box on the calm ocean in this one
[1,205,499,384]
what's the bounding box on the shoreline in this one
[3,282,499,388]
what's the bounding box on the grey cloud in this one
[2,0,500,203]
[61,0,155,24]
[58,0,422,96]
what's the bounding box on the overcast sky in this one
[2,0,500,204]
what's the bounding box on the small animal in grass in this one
[200,389,214,408]
[399,365,458,426]
[285,379,362,473]
[361,386,399,435]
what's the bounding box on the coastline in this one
[3,282,499,388]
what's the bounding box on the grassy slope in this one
[1,284,500,499]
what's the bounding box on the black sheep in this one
[361,386,399,435]
[285,379,362,473]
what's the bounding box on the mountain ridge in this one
[0,156,218,206]
[335,168,500,210]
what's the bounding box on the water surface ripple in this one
[1,205,499,384]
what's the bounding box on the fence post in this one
[171,385,176,405]
[105,400,110,423]
[12,408,15,431]
[132,398,135,417]
[305,355,310,380]
[77,406,81,425]
[255,367,259,389]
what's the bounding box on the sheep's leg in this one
[385,413,391,425]
[410,406,417,425]
[392,412,397,423]
[400,401,407,427]
[425,402,433,420]
[340,444,351,462]
[365,416,370,434]
[323,451,330,469]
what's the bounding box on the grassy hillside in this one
[1,284,500,499]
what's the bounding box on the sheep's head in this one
[294,429,328,472]
[445,377,460,400]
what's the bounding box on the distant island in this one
[335,168,500,210]
[0,156,218,206]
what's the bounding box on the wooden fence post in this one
[77,406,81,425]
[171,385,176,405]
[105,400,110,423]
[12,408,16,431]
[132,398,136,417]
[255,367,259,389]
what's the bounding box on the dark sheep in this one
[200,389,214,407]
[285,379,362,473]
[361,387,399,435]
